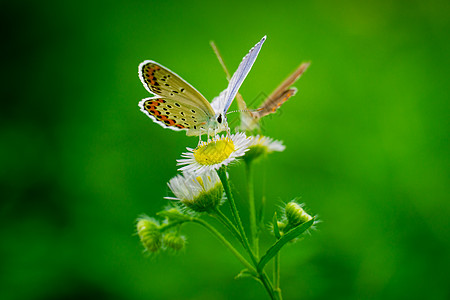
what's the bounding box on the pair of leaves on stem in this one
[257,216,315,272]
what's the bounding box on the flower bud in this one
[163,232,186,251]
[285,201,312,228]
[277,221,286,233]
[136,217,162,253]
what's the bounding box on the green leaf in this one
[273,212,281,239]
[257,218,315,272]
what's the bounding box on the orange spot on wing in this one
[165,119,176,126]
[149,109,162,116]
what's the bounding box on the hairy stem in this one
[246,161,259,257]
[217,166,279,300]
[192,217,255,273]
[159,220,185,231]
[260,272,279,300]
[211,208,243,244]
[273,252,282,299]
[217,166,258,267]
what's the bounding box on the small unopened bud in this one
[277,221,286,233]
[163,232,186,251]
[136,217,162,253]
[285,201,312,228]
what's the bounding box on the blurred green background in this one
[1,0,449,299]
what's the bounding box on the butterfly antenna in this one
[226,108,262,115]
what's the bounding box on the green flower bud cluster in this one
[137,217,162,253]
[136,215,186,253]
[163,232,186,251]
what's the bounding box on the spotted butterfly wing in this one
[138,61,215,136]
[139,96,211,135]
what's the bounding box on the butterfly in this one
[251,62,310,119]
[138,36,266,136]
[241,62,310,130]
[210,41,310,131]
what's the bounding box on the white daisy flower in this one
[177,132,251,174]
[244,135,285,162]
[165,170,224,213]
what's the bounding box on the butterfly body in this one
[138,36,266,136]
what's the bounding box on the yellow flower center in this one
[194,137,235,165]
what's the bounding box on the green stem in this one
[217,166,279,300]
[159,220,185,231]
[217,166,258,267]
[273,253,282,300]
[246,161,259,257]
[192,217,256,273]
[260,272,278,300]
[211,208,243,244]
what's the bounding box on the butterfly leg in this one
[198,133,203,147]
[226,126,231,139]
[207,128,212,142]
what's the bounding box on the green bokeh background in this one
[1,0,449,299]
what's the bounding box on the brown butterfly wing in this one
[254,62,310,118]
[253,88,297,118]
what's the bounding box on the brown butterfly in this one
[210,41,310,131]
